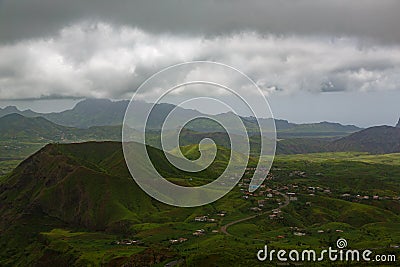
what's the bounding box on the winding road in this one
[220,192,290,236]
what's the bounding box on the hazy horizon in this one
[1,91,399,128]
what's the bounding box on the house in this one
[250,207,262,212]
[193,229,206,236]
[272,209,281,214]
[116,239,141,245]
[194,216,208,222]
[293,232,306,236]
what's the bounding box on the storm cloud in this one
[1,0,400,44]
[1,21,400,100]
[1,1,400,101]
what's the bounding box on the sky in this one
[0,0,399,127]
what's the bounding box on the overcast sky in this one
[0,0,399,127]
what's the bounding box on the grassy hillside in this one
[1,142,400,266]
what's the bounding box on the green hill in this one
[1,142,400,265]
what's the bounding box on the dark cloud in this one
[1,23,400,100]
[1,0,400,44]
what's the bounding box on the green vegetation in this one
[1,142,400,266]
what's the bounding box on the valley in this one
[1,142,400,266]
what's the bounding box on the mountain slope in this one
[0,141,252,265]
[0,113,121,142]
[0,141,235,233]
[330,126,400,154]
[0,106,38,118]
[0,113,74,140]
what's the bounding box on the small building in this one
[293,232,306,236]
[194,216,208,222]
[193,229,206,236]
[250,207,262,212]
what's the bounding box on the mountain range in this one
[1,112,400,155]
[0,98,361,138]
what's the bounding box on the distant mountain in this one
[0,105,38,118]
[2,112,398,155]
[0,98,362,138]
[43,98,129,128]
[330,126,400,154]
[0,113,121,142]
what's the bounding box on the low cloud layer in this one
[1,22,400,100]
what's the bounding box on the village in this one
[113,167,400,246]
